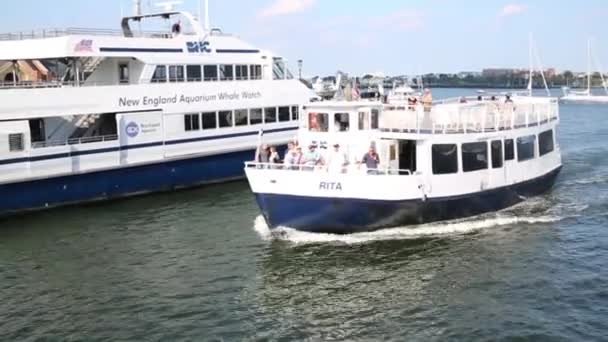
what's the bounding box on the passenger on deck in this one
[255,143,270,168]
[421,88,433,112]
[408,96,417,111]
[361,146,380,174]
[171,21,182,36]
[269,146,281,165]
[302,143,322,171]
[326,143,349,174]
[459,96,467,103]
[477,95,483,101]
[283,147,301,170]
[504,95,513,103]
[283,141,295,161]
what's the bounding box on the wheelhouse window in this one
[462,142,488,172]
[291,106,299,121]
[539,129,554,156]
[219,65,234,81]
[432,144,458,175]
[184,113,200,131]
[371,109,379,129]
[491,140,503,169]
[334,113,350,132]
[234,109,248,126]
[169,65,185,82]
[308,112,329,132]
[250,65,262,80]
[119,63,129,84]
[204,65,218,81]
[202,112,217,129]
[187,65,202,82]
[264,107,277,123]
[359,111,369,130]
[151,65,167,83]
[517,135,536,161]
[278,107,290,122]
[272,58,286,80]
[235,65,249,80]
[218,111,233,128]
[250,108,263,125]
[8,133,24,152]
[505,139,515,161]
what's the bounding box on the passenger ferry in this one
[245,94,562,234]
[0,1,314,216]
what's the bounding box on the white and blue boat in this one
[245,94,562,234]
[0,1,314,215]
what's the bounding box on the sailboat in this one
[561,39,608,103]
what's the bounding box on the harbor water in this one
[1,89,607,341]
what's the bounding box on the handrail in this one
[0,27,197,41]
[32,134,118,149]
[245,161,413,175]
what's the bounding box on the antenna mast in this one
[587,38,592,95]
[133,0,142,16]
[528,33,533,96]
[204,0,210,31]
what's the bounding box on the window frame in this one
[264,107,278,124]
[234,109,248,127]
[186,65,202,82]
[462,141,489,172]
[504,139,515,161]
[538,129,555,156]
[151,65,167,83]
[278,107,290,122]
[201,111,217,130]
[517,135,536,162]
[491,140,503,169]
[168,65,185,83]
[203,65,218,81]
[219,64,234,81]
[432,144,459,175]
[249,108,263,125]
[184,113,200,132]
[218,110,233,128]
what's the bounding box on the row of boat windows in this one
[431,129,555,175]
[151,64,263,83]
[184,106,300,131]
[309,111,380,132]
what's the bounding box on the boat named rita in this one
[245,93,562,234]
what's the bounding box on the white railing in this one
[32,134,118,149]
[381,99,558,134]
[245,162,413,176]
[0,28,196,41]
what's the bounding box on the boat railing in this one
[32,134,118,149]
[380,99,559,134]
[0,27,196,41]
[245,162,414,176]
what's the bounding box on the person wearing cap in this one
[302,143,322,171]
[326,143,349,174]
[360,145,380,174]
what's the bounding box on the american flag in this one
[352,79,360,100]
[74,39,93,52]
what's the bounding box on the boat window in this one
[219,65,234,81]
[202,112,217,130]
[432,144,458,175]
[204,65,218,81]
[235,65,249,81]
[264,107,277,123]
[308,112,329,132]
[358,112,369,130]
[505,139,515,160]
[250,65,262,80]
[334,113,350,132]
[517,135,536,161]
[539,129,554,156]
[29,119,45,143]
[187,65,202,82]
[250,108,263,125]
[169,65,185,82]
[234,109,248,126]
[8,133,24,152]
[184,113,200,131]
[291,106,299,121]
[272,58,286,80]
[371,109,379,129]
[278,107,290,122]
[151,65,167,83]
[119,63,129,84]
[491,140,503,169]
[218,111,233,128]
[462,142,488,172]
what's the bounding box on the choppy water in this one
[2,89,608,341]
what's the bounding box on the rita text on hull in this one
[0,0,315,216]
[245,91,562,234]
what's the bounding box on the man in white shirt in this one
[326,143,349,174]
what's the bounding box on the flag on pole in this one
[352,79,360,100]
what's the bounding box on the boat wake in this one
[252,194,589,245]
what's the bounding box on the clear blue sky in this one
[2,0,607,76]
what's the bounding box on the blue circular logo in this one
[126,122,139,138]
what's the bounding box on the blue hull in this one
[0,150,256,216]
[255,167,562,234]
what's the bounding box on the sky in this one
[2,0,608,77]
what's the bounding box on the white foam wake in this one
[252,213,563,245]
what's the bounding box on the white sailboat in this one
[561,39,608,103]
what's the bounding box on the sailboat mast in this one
[588,38,592,94]
[528,33,533,96]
